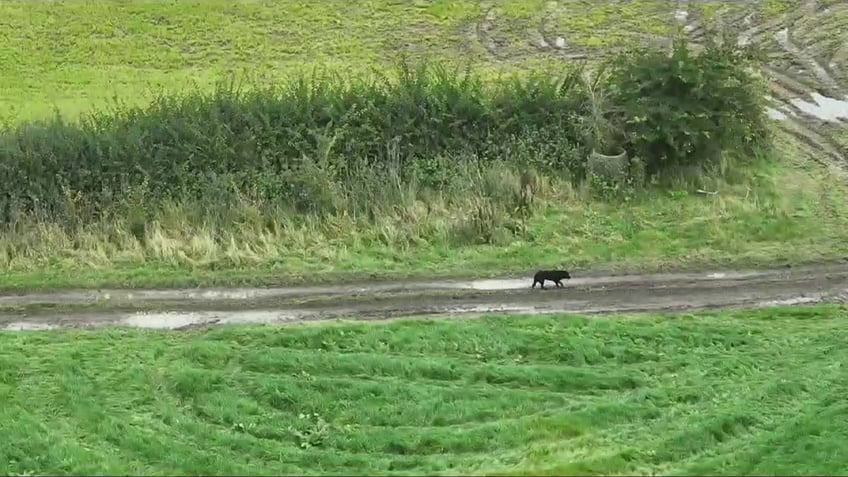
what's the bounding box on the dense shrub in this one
[605,35,769,177]
[0,62,591,224]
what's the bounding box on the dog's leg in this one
[555,280,563,288]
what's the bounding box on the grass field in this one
[0,0,795,122]
[0,0,508,121]
[2,305,847,475]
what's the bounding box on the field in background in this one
[2,305,848,475]
[0,0,801,122]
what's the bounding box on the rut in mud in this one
[2,262,848,331]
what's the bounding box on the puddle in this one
[467,278,529,290]
[674,10,688,22]
[790,93,848,122]
[127,288,322,301]
[94,305,546,330]
[767,108,787,120]
[218,310,315,326]
[756,295,823,307]
[769,104,797,121]
[121,312,209,330]
[119,310,315,329]
[2,322,56,331]
[443,303,541,314]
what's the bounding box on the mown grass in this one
[2,305,848,475]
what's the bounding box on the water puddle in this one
[217,310,314,326]
[119,310,315,329]
[767,108,788,120]
[467,278,529,290]
[2,322,57,331]
[442,303,542,314]
[790,93,848,122]
[756,295,823,307]
[121,312,210,329]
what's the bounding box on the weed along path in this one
[2,262,848,331]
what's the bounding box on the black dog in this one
[532,270,571,289]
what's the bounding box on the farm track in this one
[3,1,847,332]
[2,262,848,330]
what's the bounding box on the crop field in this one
[2,305,848,475]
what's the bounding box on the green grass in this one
[2,305,848,475]
[0,0,792,122]
[0,0,485,121]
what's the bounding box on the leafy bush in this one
[0,62,590,224]
[606,35,769,178]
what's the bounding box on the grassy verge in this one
[2,305,847,475]
[3,130,847,292]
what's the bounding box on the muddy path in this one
[2,262,848,331]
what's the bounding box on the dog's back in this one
[535,270,570,280]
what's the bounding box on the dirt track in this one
[2,3,846,332]
[2,262,848,331]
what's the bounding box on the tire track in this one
[475,0,502,60]
[536,0,591,60]
[703,1,848,171]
